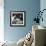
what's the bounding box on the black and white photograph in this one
[10,11,26,27]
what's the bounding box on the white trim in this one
[0,0,4,42]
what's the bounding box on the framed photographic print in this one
[10,11,26,27]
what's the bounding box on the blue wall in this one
[4,0,40,42]
[40,0,46,27]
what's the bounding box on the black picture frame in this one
[10,11,26,27]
